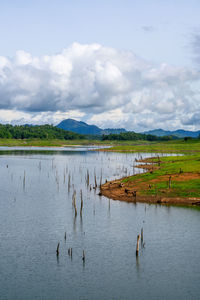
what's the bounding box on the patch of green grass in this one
[123,152,200,182]
[108,139,200,153]
[0,138,111,147]
[142,179,200,198]
[119,140,200,199]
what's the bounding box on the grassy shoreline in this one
[0,138,192,148]
[0,138,106,147]
[100,139,200,206]
[0,138,148,147]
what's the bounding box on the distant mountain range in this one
[143,129,200,138]
[57,119,200,138]
[57,119,127,135]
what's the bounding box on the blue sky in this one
[0,0,200,130]
[1,0,199,65]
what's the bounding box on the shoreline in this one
[100,158,200,207]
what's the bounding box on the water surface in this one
[0,147,199,300]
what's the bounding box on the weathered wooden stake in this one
[72,190,76,207]
[56,242,60,256]
[100,174,102,188]
[94,173,97,189]
[80,189,83,216]
[82,250,85,261]
[87,170,89,186]
[68,173,71,191]
[136,234,140,256]
[74,205,77,217]
[141,228,143,243]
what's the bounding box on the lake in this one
[0,147,199,300]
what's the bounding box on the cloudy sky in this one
[0,0,200,131]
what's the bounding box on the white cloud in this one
[0,42,200,130]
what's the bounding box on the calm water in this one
[0,147,199,300]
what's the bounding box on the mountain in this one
[57,120,200,138]
[57,119,102,135]
[144,129,200,138]
[57,119,127,135]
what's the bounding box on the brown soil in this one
[100,164,200,207]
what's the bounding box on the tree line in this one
[102,131,177,141]
[0,124,183,141]
[0,124,84,140]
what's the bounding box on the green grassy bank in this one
[107,139,200,200]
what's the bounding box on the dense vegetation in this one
[0,124,84,140]
[102,131,177,141]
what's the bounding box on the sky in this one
[0,0,200,131]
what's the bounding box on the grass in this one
[0,138,146,147]
[0,137,199,150]
[107,139,200,153]
[143,179,200,198]
[0,138,106,147]
[117,141,200,199]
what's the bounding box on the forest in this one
[0,124,84,140]
[101,131,177,141]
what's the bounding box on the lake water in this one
[0,147,199,300]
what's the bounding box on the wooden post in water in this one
[64,232,66,241]
[100,174,102,188]
[94,173,97,189]
[87,170,89,187]
[141,228,143,244]
[72,190,76,207]
[74,204,77,217]
[136,234,140,256]
[82,250,85,261]
[80,189,83,216]
[72,190,77,217]
[56,242,60,256]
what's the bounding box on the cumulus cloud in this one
[181,112,200,126]
[0,42,200,130]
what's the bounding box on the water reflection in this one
[136,256,140,276]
